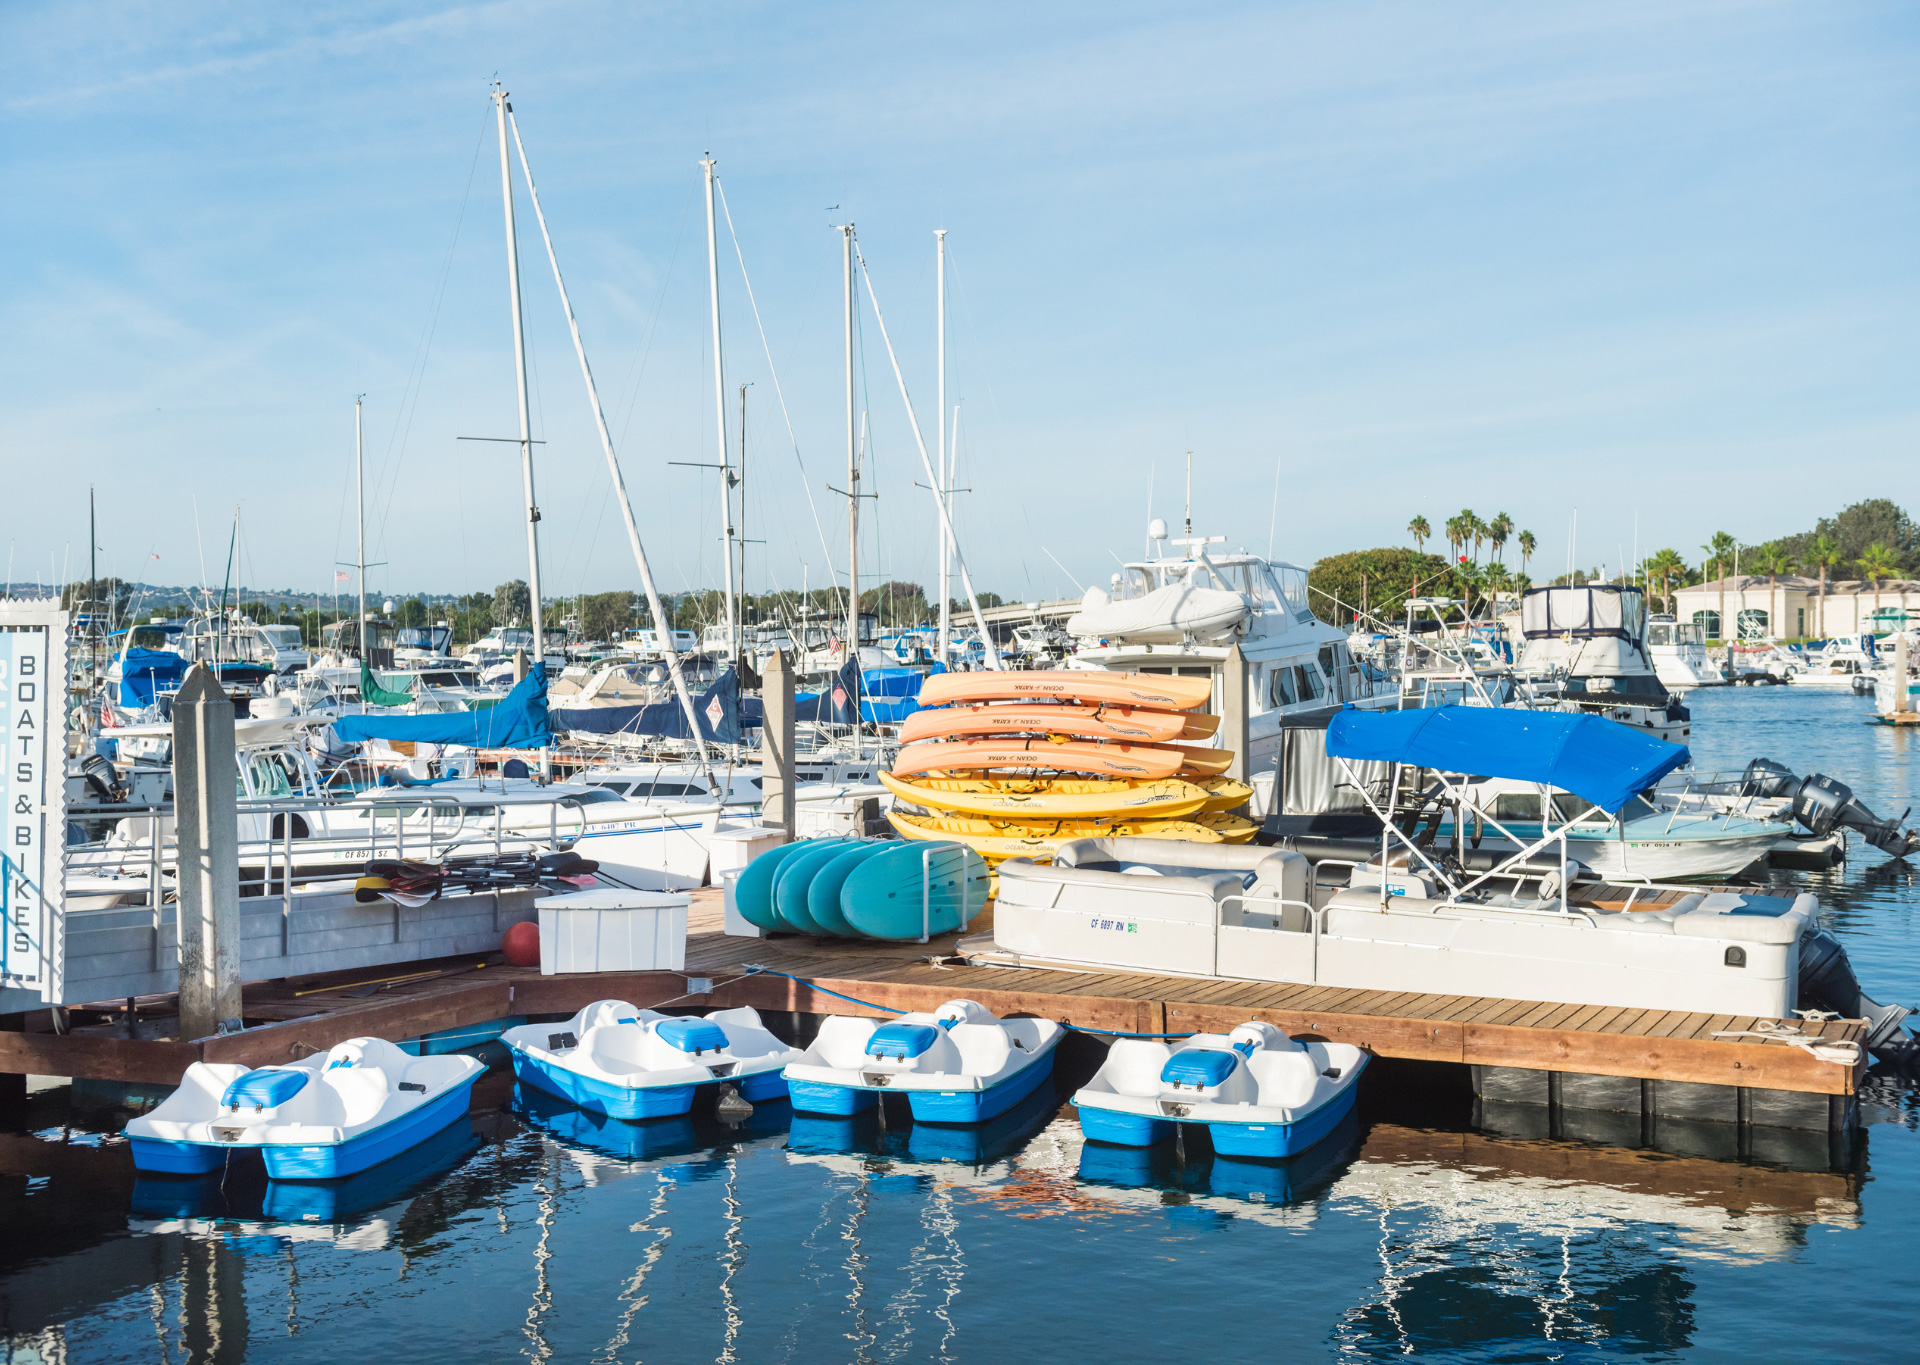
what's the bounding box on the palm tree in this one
[1859,542,1901,623]
[1517,530,1536,576]
[1488,512,1513,563]
[1646,548,1688,614]
[1408,515,1430,554]
[1809,534,1843,639]
[1749,545,1796,640]
[1702,531,1736,643]
[1457,509,1485,563]
[1444,515,1465,563]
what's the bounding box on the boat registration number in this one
[1089,918,1138,934]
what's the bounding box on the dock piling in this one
[172,665,241,1041]
[761,647,796,840]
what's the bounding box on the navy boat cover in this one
[1325,704,1690,815]
[116,647,189,707]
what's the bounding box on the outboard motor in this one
[1791,774,1920,860]
[1799,924,1915,1058]
[1740,758,1919,859]
[1739,757,1799,800]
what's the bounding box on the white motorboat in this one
[1508,585,1690,743]
[1646,614,1720,691]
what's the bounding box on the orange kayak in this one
[897,702,1215,746]
[917,669,1213,712]
[891,737,1185,780]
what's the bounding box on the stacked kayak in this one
[884,670,1255,864]
[730,836,990,941]
[501,1001,801,1119]
[126,1037,482,1178]
[784,998,1063,1122]
[1074,1021,1366,1158]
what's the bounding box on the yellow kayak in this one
[880,769,1210,820]
[888,809,1222,860]
[1199,777,1254,813]
[1195,812,1260,843]
[894,808,1229,841]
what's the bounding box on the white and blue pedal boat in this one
[783,998,1062,1123]
[1074,1021,1366,1159]
[501,1001,801,1121]
[125,1037,483,1179]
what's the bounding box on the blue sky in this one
[3,0,1916,607]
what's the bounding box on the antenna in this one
[1184,450,1193,540]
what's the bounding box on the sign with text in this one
[1,609,66,1002]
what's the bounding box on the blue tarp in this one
[333,662,552,749]
[550,669,754,744]
[117,648,189,707]
[1324,704,1690,815]
[795,659,861,726]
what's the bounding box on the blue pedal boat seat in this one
[866,1023,941,1061]
[1160,1049,1238,1089]
[655,1017,730,1056]
[221,1068,311,1110]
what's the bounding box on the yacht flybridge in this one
[1510,584,1691,742]
[1064,522,1394,816]
[978,705,1916,1056]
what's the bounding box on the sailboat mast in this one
[355,396,368,657]
[493,84,544,662]
[843,225,861,692]
[738,382,749,640]
[703,157,738,665]
[935,229,950,671]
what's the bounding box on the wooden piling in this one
[171,665,241,1040]
[760,647,796,839]
[1223,643,1250,784]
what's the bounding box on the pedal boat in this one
[501,1001,801,1120]
[783,998,1062,1122]
[126,1037,482,1178]
[1074,1021,1366,1159]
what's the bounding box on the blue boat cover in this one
[1325,704,1690,815]
[333,662,551,749]
[655,1017,729,1055]
[866,1022,940,1060]
[1161,1049,1238,1088]
[221,1068,310,1110]
[795,658,862,725]
[550,669,754,744]
[117,648,189,707]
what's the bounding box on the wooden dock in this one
[0,888,1867,1130]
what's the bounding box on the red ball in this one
[501,920,541,968]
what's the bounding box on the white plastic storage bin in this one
[721,867,764,939]
[537,889,689,975]
[709,823,787,876]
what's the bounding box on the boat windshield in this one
[1490,791,1660,824]
[261,626,303,649]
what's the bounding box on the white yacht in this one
[1508,584,1690,742]
[1063,521,1395,818]
[1645,614,1720,692]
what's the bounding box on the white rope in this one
[1710,1018,1860,1066]
[713,178,843,621]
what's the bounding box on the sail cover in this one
[1325,704,1689,814]
[550,668,757,744]
[333,662,551,749]
[359,660,415,707]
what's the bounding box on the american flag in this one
[335,570,351,582]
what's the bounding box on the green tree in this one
[1771,498,1920,574]
[1517,530,1536,575]
[1488,512,1514,563]
[1645,548,1688,613]
[394,596,429,628]
[1702,531,1737,643]
[579,591,636,641]
[1807,534,1844,638]
[1750,544,1797,639]
[1858,543,1902,623]
[1307,548,1453,626]
[1407,515,1430,554]
[491,580,531,628]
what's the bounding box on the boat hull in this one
[509,1048,788,1120]
[1076,1059,1365,1158]
[130,1075,481,1180]
[785,1048,1056,1124]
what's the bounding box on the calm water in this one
[7,686,1920,1364]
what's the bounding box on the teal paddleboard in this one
[733,838,846,931]
[806,842,893,938]
[840,842,991,941]
[773,839,864,934]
